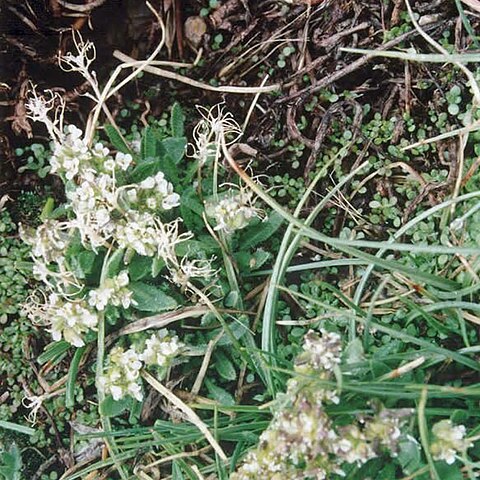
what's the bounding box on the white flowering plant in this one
[10,20,480,480]
[21,95,276,412]
[15,34,291,479]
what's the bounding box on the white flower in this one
[114,212,160,257]
[88,286,113,311]
[116,270,129,287]
[162,192,180,210]
[95,208,110,227]
[50,125,91,180]
[126,188,138,203]
[169,257,216,288]
[115,152,133,170]
[431,420,472,464]
[104,159,116,171]
[155,219,193,265]
[59,32,96,74]
[135,172,180,212]
[25,86,64,142]
[191,105,241,166]
[335,425,376,465]
[26,293,98,347]
[146,197,157,210]
[93,142,109,157]
[99,346,143,402]
[114,214,192,263]
[206,190,262,234]
[20,219,70,265]
[140,177,155,189]
[298,329,342,372]
[139,330,183,367]
[88,271,134,311]
[67,173,118,249]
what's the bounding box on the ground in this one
[1,1,480,479]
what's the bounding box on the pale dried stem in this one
[136,446,211,474]
[191,330,224,397]
[405,0,480,105]
[113,50,280,94]
[142,371,228,461]
[86,1,166,143]
[242,74,270,132]
[379,356,426,380]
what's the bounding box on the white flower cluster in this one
[43,124,184,260]
[25,293,98,347]
[169,257,216,289]
[430,420,472,464]
[99,330,183,402]
[99,346,143,402]
[232,330,410,480]
[21,219,69,265]
[50,125,91,180]
[191,105,241,166]
[126,172,180,212]
[300,329,342,372]
[139,330,183,366]
[88,271,134,311]
[22,43,221,360]
[206,190,262,234]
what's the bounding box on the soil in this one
[0,0,464,197]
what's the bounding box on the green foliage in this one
[7,18,480,479]
[16,143,51,178]
[129,282,178,312]
[0,210,30,318]
[0,444,22,480]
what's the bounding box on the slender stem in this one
[418,389,440,480]
[96,250,129,480]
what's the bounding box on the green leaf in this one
[70,250,97,279]
[180,189,206,231]
[217,318,249,346]
[214,351,237,381]
[130,282,178,312]
[66,346,86,408]
[344,338,365,365]
[104,124,132,154]
[100,395,132,417]
[235,249,271,271]
[249,249,271,270]
[398,437,422,475]
[0,421,34,436]
[40,197,55,221]
[204,378,235,406]
[239,212,284,249]
[141,126,158,159]
[151,257,166,278]
[159,137,187,164]
[170,102,185,137]
[157,150,180,186]
[37,341,71,365]
[172,461,186,480]
[105,248,125,279]
[128,255,153,281]
[0,444,22,480]
[377,462,397,479]
[130,157,163,183]
[434,462,462,480]
[175,238,220,257]
[128,400,143,423]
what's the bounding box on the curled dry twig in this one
[57,0,108,13]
